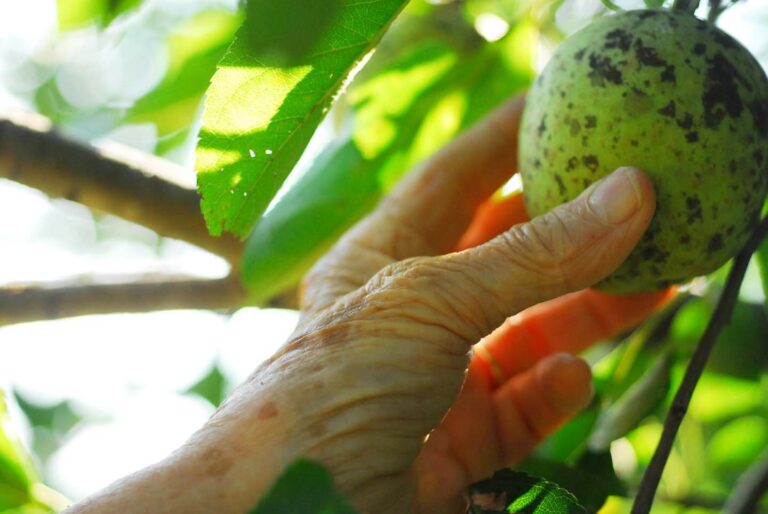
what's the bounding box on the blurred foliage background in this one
[0,0,767,512]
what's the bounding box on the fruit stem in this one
[630,215,768,514]
[671,0,700,13]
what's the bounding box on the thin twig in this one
[0,110,243,265]
[724,451,768,514]
[708,0,723,22]
[631,215,768,514]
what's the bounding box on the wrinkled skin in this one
[65,97,666,514]
[520,9,768,293]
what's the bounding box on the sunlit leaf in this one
[248,459,358,514]
[56,0,144,30]
[196,0,409,238]
[0,392,37,510]
[688,372,763,423]
[240,41,458,300]
[709,416,768,472]
[468,469,586,514]
[241,25,535,300]
[128,10,243,136]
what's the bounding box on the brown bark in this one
[0,110,243,265]
[0,275,248,326]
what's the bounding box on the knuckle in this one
[500,213,576,287]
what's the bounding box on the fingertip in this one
[536,353,593,415]
[617,166,656,218]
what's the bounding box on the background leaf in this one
[196,0,409,238]
[248,459,358,514]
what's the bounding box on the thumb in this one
[427,167,655,340]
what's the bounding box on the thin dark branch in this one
[708,0,723,22]
[0,110,243,265]
[631,216,768,514]
[724,451,768,514]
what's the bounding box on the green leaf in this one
[128,10,242,136]
[241,41,460,301]
[56,0,143,30]
[588,354,672,451]
[519,453,625,513]
[196,0,409,238]
[248,459,358,514]
[708,416,768,473]
[467,469,587,514]
[241,25,536,300]
[185,365,227,407]
[0,393,36,510]
[643,0,666,6]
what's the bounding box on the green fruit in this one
[519,9,768,293]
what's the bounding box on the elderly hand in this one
[67,95,666,514]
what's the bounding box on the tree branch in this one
[0,110,243,265]
[631,215,768,514]
[0,275,248,325]
[724,451,768,514]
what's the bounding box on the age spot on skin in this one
[202,448,233,477]
[258,401,279,420]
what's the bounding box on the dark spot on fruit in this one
[702,53,744,128]
[676,113,694,130]
[566,116,581,135]
[754,149,765,165]
[554,174,566,195]
[661,65,677,83]
[537,115,547,136]
[583,178,591,188]
[637,11,658,20]
[605,28,632,52]
[630,140,639,146]
[679,234,691,244]
[726,225,735,235]
[560,90,566,98]
[533,158,542,169]
[583,155,599,172]
[729,160,737,174]
[588,52,624,86]
[711,29,740,50]
[567,102,574,109]
[634,38,667,67]
[658,100,676,117]
[749,100,768,137]
[641,245,669,263]
[585,115,597,128]
[575,48,586,60]
[686,196,703,222]
[707,234,724,253]
[567,156,579,171]
[686,131,700,143]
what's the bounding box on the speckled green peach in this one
[520,9,768,293]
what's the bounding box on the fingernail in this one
[588,167,642,225]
